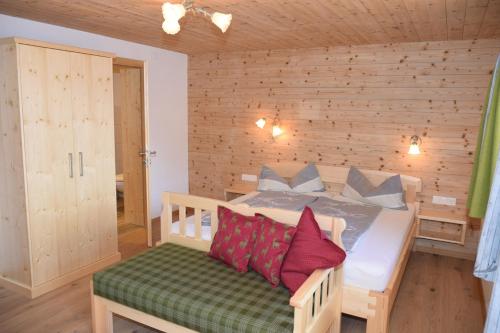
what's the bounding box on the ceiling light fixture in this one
[162,1,232,35]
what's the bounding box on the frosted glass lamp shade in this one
[211,12,232,32]
[272,125,283,138]
[162,2,186,21]
[408,135,421,155]
[162,20,181,34]
[256,118,266,129]
[408,143,420,155]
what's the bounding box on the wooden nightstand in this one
[416,209,467,245]
[224,183,257,201]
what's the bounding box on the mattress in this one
[342,199,415,291]
[169,191,415,292]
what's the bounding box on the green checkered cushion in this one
[93,243,294,333]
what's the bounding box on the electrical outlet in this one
[432,195,457,206]
[241,174,258,182]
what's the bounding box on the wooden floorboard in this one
[0,221,484,333]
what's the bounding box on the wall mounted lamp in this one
[256,117,283,139]
[408,135,422,155]
[162,1,232,35]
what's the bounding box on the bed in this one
[166,162,421,333]
[91,194,347,333]
[255,163,422,333]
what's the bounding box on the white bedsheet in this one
[343,200,414,291]
[169,191,414,292]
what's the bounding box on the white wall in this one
[0,14,188,218]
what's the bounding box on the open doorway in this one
[113,57,151,245]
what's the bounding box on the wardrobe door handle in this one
[68,153,73,178]
[79,152,84,177]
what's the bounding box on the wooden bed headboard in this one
[267,162,422,203]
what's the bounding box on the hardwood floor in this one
[0,222,484,333]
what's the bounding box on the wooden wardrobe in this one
[0,38,120,298]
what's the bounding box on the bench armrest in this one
[290,268,332,308]
[289,266,343,333]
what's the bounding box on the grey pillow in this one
[289,163,325,192]
[257,165,291,191]
[342,167,407,210]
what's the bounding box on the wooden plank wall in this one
[188,39,500,259]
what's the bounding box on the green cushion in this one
[93,243,294,333]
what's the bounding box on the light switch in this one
[432,195,457,206]
[241,174,258,182]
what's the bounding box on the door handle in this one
[68,153,73,178]
[138,150,156,167]
[138,150,157,157]
[79,152,84,176]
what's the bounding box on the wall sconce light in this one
[255,116,283,139]
[162,0,232,35]
[255,118,266,129]
[408,135,422,155]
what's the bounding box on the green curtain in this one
[468,56,500,218]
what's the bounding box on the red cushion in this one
[280,206,346,294]
[250,215,297,287]
[208,206,258,272]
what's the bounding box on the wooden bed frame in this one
[265,162,422,333]
[91,192,347,333]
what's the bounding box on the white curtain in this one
[474,147,500,332]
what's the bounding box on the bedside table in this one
[224,183,256,201]
[416,209,467,245]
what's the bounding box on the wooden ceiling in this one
[0,0,499,54]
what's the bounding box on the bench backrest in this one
[160,192,346,252]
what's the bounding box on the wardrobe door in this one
[71,52,117,265]
[18,45,79,285]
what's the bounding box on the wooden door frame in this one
[113,57,153,247]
